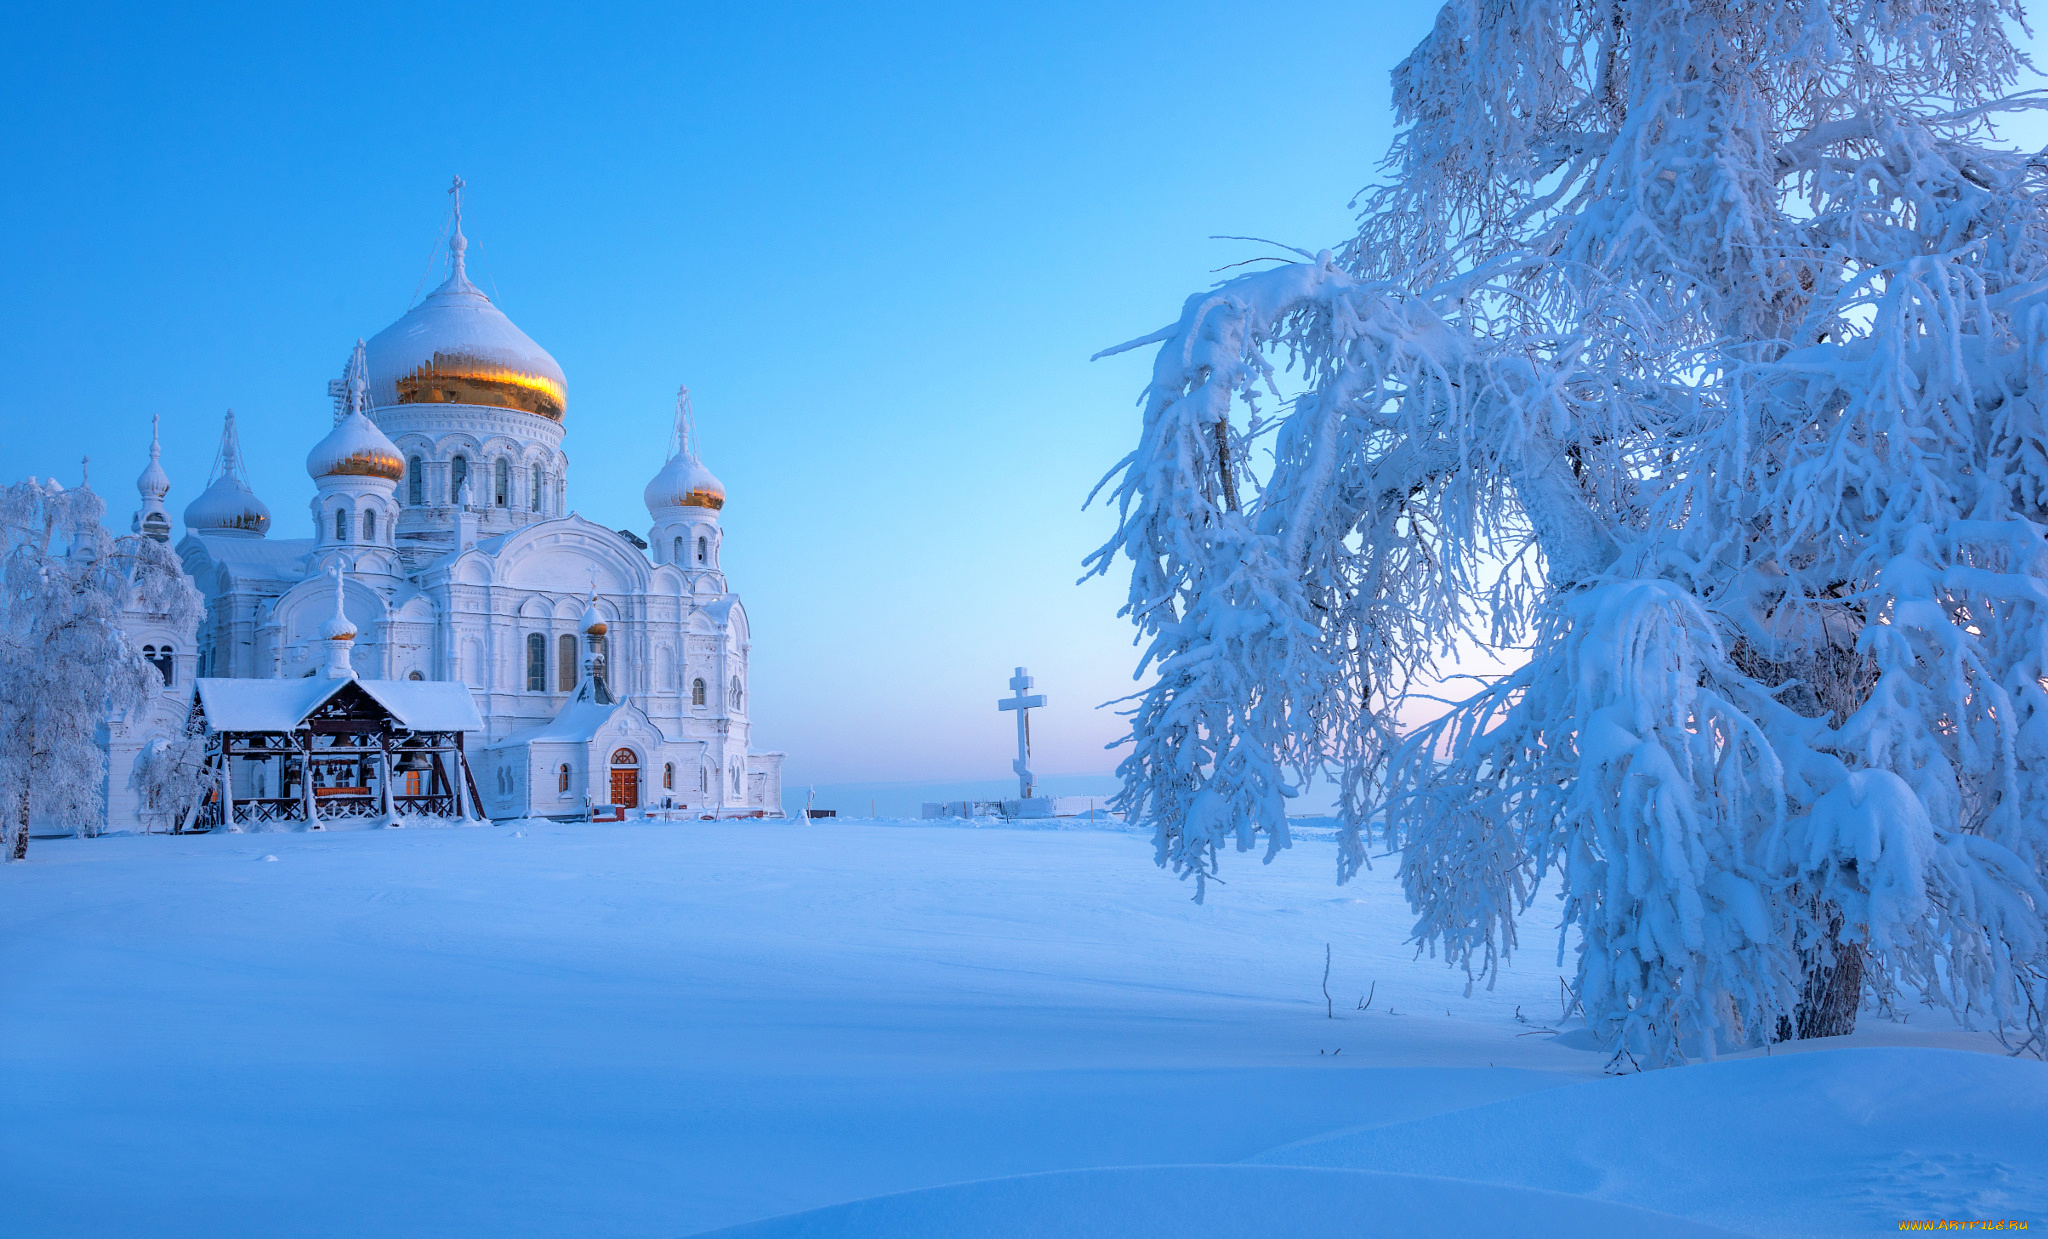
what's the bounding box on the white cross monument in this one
[998,667,1046,800]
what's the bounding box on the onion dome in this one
[643,452,725,513]
[311,341,406,481]
[579,600,608,636]
[136,416,170,503]
[319,598,357,641]
[307,411,404,481]
[364,195,566,421]
[643,385,726,513]
[184,410,271,537]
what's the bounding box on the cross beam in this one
[997,667,1046,799]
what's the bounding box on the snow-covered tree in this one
[0,477,202,858]
[1091,0,2048,1063]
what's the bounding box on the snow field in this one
[0,818,2035,1237]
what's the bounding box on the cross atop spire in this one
[670,385,699,460]
[210,410,248,486]
[446,174,469,287]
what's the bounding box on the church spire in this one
[133,414,172,541]
[318,564,358,681]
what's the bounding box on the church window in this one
[531,464,543,511]
[611,748,636,767]
[673,536,683,565]
[335,509,349,541]
[526,633,547,691]
[731,762,742,796]
[558,633,577,689]
[558,763,571,794]
[408,670,424,681]
[143,644,174,686]
[696,536,708,565]
[699,765,709,794]
[663,762,674,790]
[363,509,376,541]
[408,457,423,505]
[451,455,468,503]
[494,458,509,506]
[692,678,706,707]
[730,676,743,711]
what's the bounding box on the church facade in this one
[110,196,782,827]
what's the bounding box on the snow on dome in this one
[184,411,270,537]
[643,451,725,514]
[318,606,357,642]
[364,220,566,421]
[579,601,607,636]
[136,417,170,503]
[307,410,405,482]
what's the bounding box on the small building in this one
[184,675,485,831]
[179,571,485,831]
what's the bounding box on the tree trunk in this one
[1776,898,1863,1041]
[10,784,28,861]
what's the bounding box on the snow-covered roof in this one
[195,679,345,732]
[194,677,482,733]
[487,697,619,747]
[187,535,314,582]
[356,680,484,732]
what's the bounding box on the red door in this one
[610,766,639,809]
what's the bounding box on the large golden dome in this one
[364,226,567,421]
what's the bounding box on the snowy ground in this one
[1,818,2039,1237]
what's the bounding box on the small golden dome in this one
[307,410,406,482]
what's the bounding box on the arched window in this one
[663,762,674,790]
[730,676,743,712]
[450,455,468,503]
[531,464,543,511]
[494,458,509,506]
[143,644,174,685]
[558,633,577,689]
[611,748,636,767]
[558,763,571,793]
[691,678,706,706]
[363,509,376,541]
[731,761,742,796]
[526,633,547,691]
[696,536,708,565]
[335,509,349,541]
[673,536,683,565]
[408,457,424,505]
[407,670,424,681]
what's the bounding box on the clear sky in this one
[0,2,1475,788]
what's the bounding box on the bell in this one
[394,747,431,773]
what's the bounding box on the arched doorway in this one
[608,748,640,809]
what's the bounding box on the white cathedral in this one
[105,194,784,828]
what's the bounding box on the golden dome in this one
[307,410,405,482]
[644,451,725,513]
[365,226,567,421]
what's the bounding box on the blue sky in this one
[1,0,1434,788]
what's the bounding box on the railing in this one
[393,794,456,818]
[232,798,306,824]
